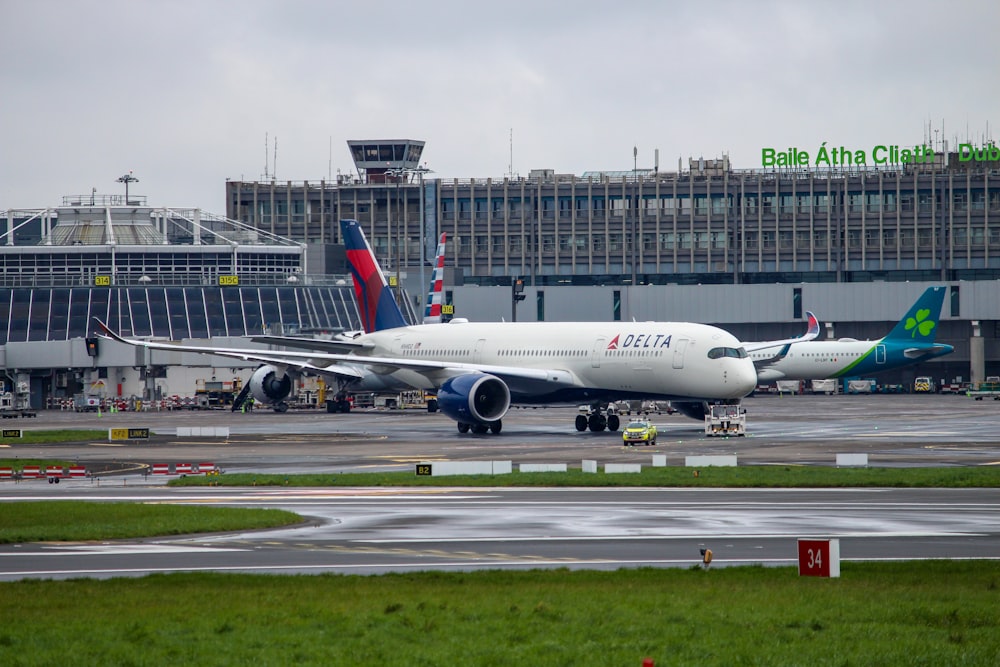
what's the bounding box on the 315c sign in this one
[219,275,239,286]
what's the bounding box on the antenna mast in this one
[509,128,513,179]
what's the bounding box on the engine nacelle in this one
[437,373,510,425]
[670,400,709,421]
[248,365,292,405]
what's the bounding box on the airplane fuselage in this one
[350,320,758,403]
[751,338,952,382]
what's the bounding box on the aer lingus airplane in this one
[747,286,953,383]
[93,220,813,434]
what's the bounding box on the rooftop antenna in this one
[633,146,638,172]
[508,128,513,179]
[264,133,269,180]
[273,136,278,180]
[328,136,332,181]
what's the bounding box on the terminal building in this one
[223,138,1000,389]
[2,139,999,408]
[0,191,418,407]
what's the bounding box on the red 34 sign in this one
[798,538,840,578]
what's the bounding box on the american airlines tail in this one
[341,219,408,333]
[423,233,447,324]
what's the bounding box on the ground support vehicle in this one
[705,404,746,436]
[968,377,1000,400]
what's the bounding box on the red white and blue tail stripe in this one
[423,233,447,324]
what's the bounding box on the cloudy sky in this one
[2,0,997,212]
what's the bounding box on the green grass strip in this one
[0,562,998,665]
[0,429,110,446]
[0,501,301,543]
[170,465,1000,488]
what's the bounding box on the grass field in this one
[0,501,302,543]
[0,429,109,447]
[169,466,1000,488]
[1,563,998,666]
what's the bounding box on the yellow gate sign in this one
[109,428,150,441]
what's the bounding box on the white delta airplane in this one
[94,219,817,435]
[746,285,953,385]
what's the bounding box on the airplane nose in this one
[733,360,758,397]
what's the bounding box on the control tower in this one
[347,139,425,183]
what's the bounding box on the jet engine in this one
[248,365,293,411]
[437,373,510,426]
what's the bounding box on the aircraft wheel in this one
[427,399,438,413]
[588,414,606,432]
[489,420,502,434]
[575,415,588,431]
[607,414,620,431]
[457,422,470,433]
[274,402,289,413]
[471,423,489,434]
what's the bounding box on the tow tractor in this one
[704,403,746,437]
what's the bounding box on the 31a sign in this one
[798,538,840,578]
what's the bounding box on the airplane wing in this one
[248,334,374,353]
[93,319,582,391]
[742,311,820,354]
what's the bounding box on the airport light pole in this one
[387,166,434,316]
[116,170,138,205]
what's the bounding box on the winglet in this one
[340,219,409,333]
[92,318,126,343]
[803,311,820,340]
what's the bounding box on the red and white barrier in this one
[69,466,87,478]
[21,465,41,478]
[198,462,215,474]
[175,463,193,475]
[0,467,11,479]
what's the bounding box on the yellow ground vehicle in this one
[914,376,934,393]
[622,420,657,446]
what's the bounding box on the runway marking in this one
[358,530,989,544]
[0,544,249,556]
[6,556,1000,579]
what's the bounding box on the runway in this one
[1,485,998,580]
[0,394,998,580]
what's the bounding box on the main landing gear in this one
[457,420,503,434]
[575,405,620,433]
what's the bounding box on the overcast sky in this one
[2,0,997,213]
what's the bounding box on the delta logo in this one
[607,333,672,350]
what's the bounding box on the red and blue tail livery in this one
[423,233,447,324]
[340,219,408,333]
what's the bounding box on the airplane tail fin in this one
[340,219,408,333]
[884,286,947,343]
[423,233,447,324]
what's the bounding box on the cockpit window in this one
[707,346,748,360]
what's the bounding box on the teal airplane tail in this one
[884,286,947,343]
